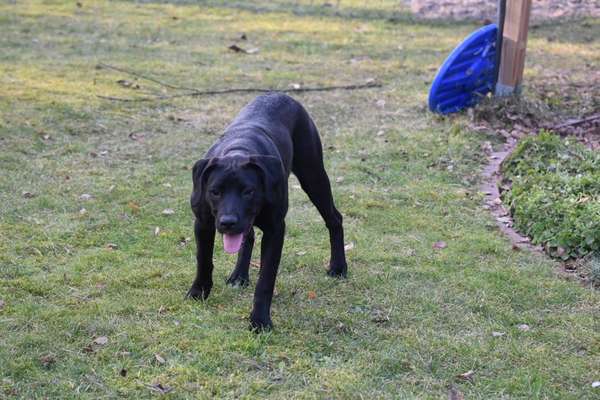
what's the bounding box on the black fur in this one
[187,93,348,330]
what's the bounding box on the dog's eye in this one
[209,189,221,197]
[243,188,255,197]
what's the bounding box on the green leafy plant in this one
[501,131,600,259]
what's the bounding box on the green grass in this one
[502,132,600,259]
[1,1,599,399]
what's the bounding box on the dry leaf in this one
[148,383,173,394]
[448,385,464,400]
[128,132,146,141]
[228,44,249,53]
[128,201,140,214]
[22,191,35,198]
[344,242,355,251]
[433,241,447,250]
[154,227,160,236]
[336,176,344,183]
[93,336,108,345]
[307,291,317,300]
[296,251,307,256]
[154,353,166,365]
[117,79,140,89]
[492,331,505,337]
[457,370,475,382]
[79,193,93,201]
[79,208,87,215]
[162,208,175,215]
[40,354,56,368]
[517,324,530,331]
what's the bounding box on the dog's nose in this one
[218,214,238,230]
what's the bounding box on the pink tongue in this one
[223,233,244,254]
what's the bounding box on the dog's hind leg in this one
[226,228,254,287]
[292,120,348,278]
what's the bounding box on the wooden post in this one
[495,0,532,96]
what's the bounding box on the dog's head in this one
[190,155,284,252]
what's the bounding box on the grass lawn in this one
[1,1,599,398]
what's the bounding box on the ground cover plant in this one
[1,1,599,399]
[501,132,600,260]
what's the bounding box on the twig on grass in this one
[96,63,382,102]
[552,113,600,130]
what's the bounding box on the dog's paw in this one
[185,283,212,300]
[249,313,273,332]
[327,263,347,278]
[226,273,250,288]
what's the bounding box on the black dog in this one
[187,93,347,330]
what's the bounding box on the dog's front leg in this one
[250,221,285,331]
[186,218,215,300]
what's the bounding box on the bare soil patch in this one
[411,0,600,22]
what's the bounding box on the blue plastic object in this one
[429,24,498,114]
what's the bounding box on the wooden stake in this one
[496,0,532,96]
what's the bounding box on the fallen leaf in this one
[154,353,166,365]
[162,208,175,215]
[517,324,530,332]
[492,331,505,337]
[93,336,108,345]
[128,201,140,214]
[228,44,250,53]
[433,241,447,250]
[40,354,56,368]
[22,191,35,198]
[296,251,307,256]
[307,291,317,300]
[371,308,390,324]
[117,79,140,89]
[457,370,475,382]
[336,176,344,183]
[147,383,173,394]
[128,132,146,141]
[154,227,160,236]
[344,242,355,251]
[79,193,93,201]
[250,260,261,269]
[79,208,87,215]
[448,385,464,400]
[246,47,259,54]
[178,237,191,246]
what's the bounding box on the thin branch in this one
[96,62,196,91]
[552,113,600,130]
[97,81,382,102]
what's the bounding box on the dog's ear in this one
[190,158,216,209]
[249,155,285,205]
